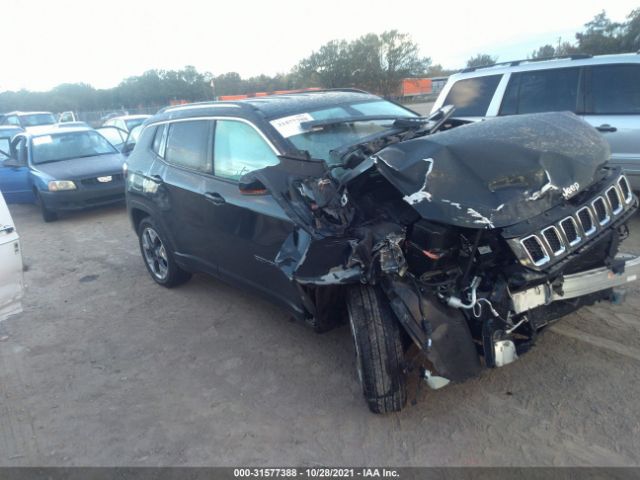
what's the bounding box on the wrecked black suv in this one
[125,90,639,414]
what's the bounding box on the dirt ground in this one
[1,202,640,467]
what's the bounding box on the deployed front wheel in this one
[137,217,192,287]
[346,285,407,414]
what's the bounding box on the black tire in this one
[346,284,407,414]
[36,193,58,222]
[137,217,192,287]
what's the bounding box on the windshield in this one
[125,118,147,130]
[97,127,126,147]
[280,100,416,164]
[21,113,56,127]
[32,130,118,164]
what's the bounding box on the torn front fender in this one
[239,155,355,239]
[275,230,363,284]
[274,220,407,286]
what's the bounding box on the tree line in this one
[1,7,638,113]
[468,8,640,68]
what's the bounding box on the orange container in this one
[401,78,432,96]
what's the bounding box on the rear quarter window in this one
[500,67,580,115]
[588,64,640,114]
[152,124,167,156]
[443,75,501,117]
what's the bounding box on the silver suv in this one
[432,53,640,190]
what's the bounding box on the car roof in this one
[108,114,152,120]
[154,89,387,123]
[448,52,640,80]
[3,110,55,116]
[18,126,93,137]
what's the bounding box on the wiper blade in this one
[300,115,421,130]
[425,104,456,133]
[392,116,430,128]
[35,153,104,164]
[391,105,456,132]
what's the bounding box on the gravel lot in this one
[1,202,640,466]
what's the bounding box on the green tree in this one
[213,72,243,96]
[575,10,624,54]
[531,44,556,59]
[620,8,640,51]
[376,30,431,96]
[296,40,354,89]
[530,42,578,59]
[296,30,429,96]
[427,64,457,77]
[466,53,498,68]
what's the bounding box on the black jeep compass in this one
[126,90,639,413]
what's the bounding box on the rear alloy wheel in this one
[346,284,407,414]
[36,193,58,222]
[137,217,191,287]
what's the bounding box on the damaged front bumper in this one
[510,253,640,314]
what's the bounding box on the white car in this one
[0,191,24,321]
[103,114,151,132]
[1,111,57,132]
[432,53,640,190]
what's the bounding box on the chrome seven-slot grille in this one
[518,175,633,267]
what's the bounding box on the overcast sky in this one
[2,0,637,92]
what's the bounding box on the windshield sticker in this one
[270,113,314,138]
[33,136,53,146]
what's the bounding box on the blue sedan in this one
[0,126,126,221]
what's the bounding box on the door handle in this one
[0,225,15,235]
[204,192,226,205]
[150,174,164,183]
[596,124,617,133]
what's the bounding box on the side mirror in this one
[122,142,136,155]
[238,179,268,195]
[2,158,23,168]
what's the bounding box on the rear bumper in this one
[40,184,125,211]
[510,254,640,314]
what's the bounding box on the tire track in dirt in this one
[0,338,41,464]
[549,324,640,363]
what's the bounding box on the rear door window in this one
[500,67,580,115]
[164,120,212,172]
[442,75,501,116]
[213,120,279,181]
[587,64,640,114]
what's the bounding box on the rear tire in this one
[137,217,192,287]
[36,193,58,222]
[346,284,407,414]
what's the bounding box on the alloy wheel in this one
[141,227,169,280]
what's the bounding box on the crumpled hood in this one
[373,112,609,229]
[33,153,125,180]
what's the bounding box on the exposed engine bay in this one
[241,109,639,387]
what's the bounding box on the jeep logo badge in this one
[562,182,580,200]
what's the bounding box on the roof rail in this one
[228,87,372,99]
[158,88,374,114]
[460,53,592,73]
